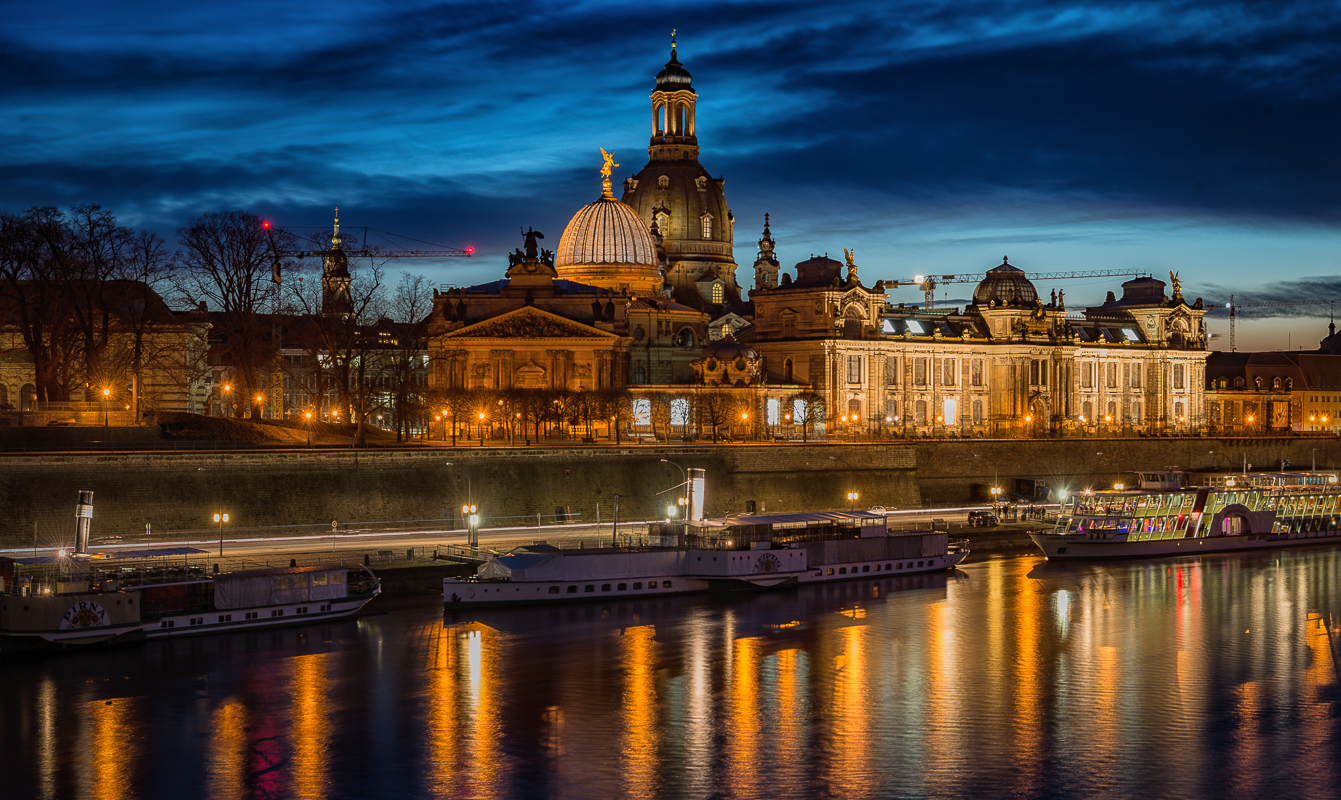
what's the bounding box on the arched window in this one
[701,214,713,239]
[675,328,695,348]
[782,358,793,382]
[1273,377,1281,389]
[632,365,646,384]
[1234,377,1244,389]
[710,284,723,304]
[1174,401,1185,420]
[1286,378,1293,390]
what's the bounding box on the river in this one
[3,546,1340,799]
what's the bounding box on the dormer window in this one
[701,214,713,239]
[711,283,723,304]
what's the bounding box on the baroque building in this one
[743,247,1211,437]
[620,36,744,316]
[428,167,709,394]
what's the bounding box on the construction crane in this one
[1211,296,1340,352]
[263,213,473,284]
[884,266,1147,310]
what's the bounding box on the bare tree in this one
[385,273,434,442]
[280,242,389,445]
[787,390,826,442]
[175,211,294,419]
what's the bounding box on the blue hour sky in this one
[4,0,1341,350]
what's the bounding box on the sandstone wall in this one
[0,445,919,549]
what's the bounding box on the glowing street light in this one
[213,512,230,557]
[305,411,312,446]
[847,490,859,510]
[102,387,110,427]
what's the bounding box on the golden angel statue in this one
[600,147,618,178]
[1169,271,1182,298]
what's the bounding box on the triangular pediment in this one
[446,307,615,339]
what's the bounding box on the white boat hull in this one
[444,549,967,608]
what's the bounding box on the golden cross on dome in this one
[672,29,676,49]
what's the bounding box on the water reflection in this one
[2,549,1340,799]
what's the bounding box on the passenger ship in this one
[0,549,381,651]
[445,510,968,608]
[1030,469,1341,559]
[0,492,380,651]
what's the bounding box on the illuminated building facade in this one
[744,250,1211,436]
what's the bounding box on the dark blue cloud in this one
[4,0,1341,349]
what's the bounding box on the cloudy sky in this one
[5,0,1341,350]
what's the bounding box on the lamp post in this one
[213,512,229,557]
[305,411,312,447]
[463,503,479,557]
[102,387,110,426]
[991,486,1001,517]
[660,458,687,510]
[847,490,859,510]
[478,412,486,446]
[255,394,264,420]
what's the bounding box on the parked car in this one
[865,506,889,515]
[967,511,999,527]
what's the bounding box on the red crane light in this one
[262,221,271,229]
[465,246,474,255]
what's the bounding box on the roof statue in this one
[843,248,858,282]
[522,227,544,259]
[1169,271,1183,301]
[599,147,618,179]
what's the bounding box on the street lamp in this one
[102,387,110,427]
[991,486,1002,516]
[463,504,479,556]
[847,490,859,510]
[255,394,264,419]
[478,411,486,446]
[213,512,229,557]
[305,411,312,446]
[661,458,687,513]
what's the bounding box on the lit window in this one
[711,284,723,304]
[907,320,925,335]
[701,214,713,239]
[881,319,895,334]
[1122,328,1140,342]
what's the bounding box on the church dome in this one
[702,337,758,362]
[555,183,663,295]
[973,258,1038,307]
[656,49,694,92]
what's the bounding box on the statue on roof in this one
[1058,289,1065,310]
[843,248,858,282]
[1169,271,1183,301]
[522,227,544,259]
[600,147,618,179]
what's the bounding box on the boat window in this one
[601,584,611,592]
[886,564,893,570]
[648,581,658,589]
[549,586,560,594]
[664,581,672,588]
[274,576,290,590]
[584,585,595,593]
[633,582,643,590]
[918,561,925,567]
[618,583,627,590]
[827,569,834,575]
[312,573,328,586]
[331,573,344,584]
[863,565,870,573]
[567,586,577,593]
[839,567,847,574]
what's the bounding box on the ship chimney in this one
[73,490,94,555]
[687,468,706,521]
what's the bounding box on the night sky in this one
[5,1,1341,350]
